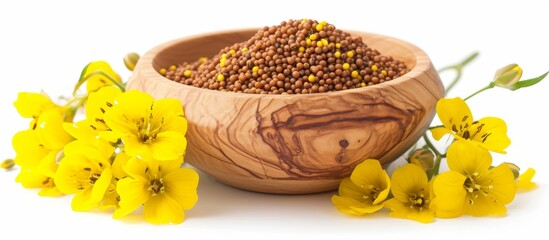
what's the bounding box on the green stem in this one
[85,71,126,91]
[430,155,443,177]
[444,70,461,95]
[463,82,495,101]
[423,133,441,156]
[423,133,445,179]
[428,125,444,130]
[437,52,479,95]
[73,70,126,95]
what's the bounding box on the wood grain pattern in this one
[127,29,444,194]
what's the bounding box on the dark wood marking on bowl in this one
[256,92,423,178]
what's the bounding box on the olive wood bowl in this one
[127,29,444,194]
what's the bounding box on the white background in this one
[0,0,547,239]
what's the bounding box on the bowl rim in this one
[130,28,438,99]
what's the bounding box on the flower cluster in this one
[331,54,546,223]
[9,57,199,224]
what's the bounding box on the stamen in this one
[148,178,165,196]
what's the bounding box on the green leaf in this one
[511,70,549,90]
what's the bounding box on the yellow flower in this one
[432,141,516,218]
[103,90,187,161]
[12,129,61,196]
[13,92,63,129]
[113,157,199,224]
[83,60,122,93]
[12,109,74,195]
[517,168,537,192]
[54,140,113,211]
[64,86,122,146]
[331,160,391,215]
[384,164,435,223]
[430,97,511,153]
[16,168,63,197]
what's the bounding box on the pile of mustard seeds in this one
[161,19,409,94]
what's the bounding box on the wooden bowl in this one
[127,29,444,194]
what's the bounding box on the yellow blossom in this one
[64,86,122,144]
[430,97,511,153]
[16,168,63,197]
[384,164,435,223]
[12,109,74,195]
[83,60,122,93]
[54,140,113,211]
[113,157,199,224]
[432,141,516,218]
[103,90,187,161]
[331,160,390,215]
[517,168,537,192]
[13,92,64,129]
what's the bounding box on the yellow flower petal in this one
[38,187,64,197]
[35,150,59,178]
[86,86,122,121]
[331,195,384,215]
[12,130,48,169]
[151,131,186,161]
[144,194,185,224]
[446,140,492,175]
[16,168,54,188]
[114,177,150,219]
[111,152,130,180]
[13,92,57,119]
[517,168,537,191]
[435,97,473,135]
[71,167,112,212]
[433,171,467,218]
[106,91,155,135]
[488,164,516,204]
[122,157,149,181]
[163,168,199,210]
[332,160,390,215]
[430,126,452,141]
[350,160,389,192]
[471,117,511,154]
[462,191,508,217]
[35,109,74,150]
[338,177,367,200]
[390,164,428,203]
[151,98,187,134]
[385,198,434,223]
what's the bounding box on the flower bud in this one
[407,148,434,171]
[123,52,140,71]
[492,64,522,89]
[1,159,15,170]
[502,162,521,180]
